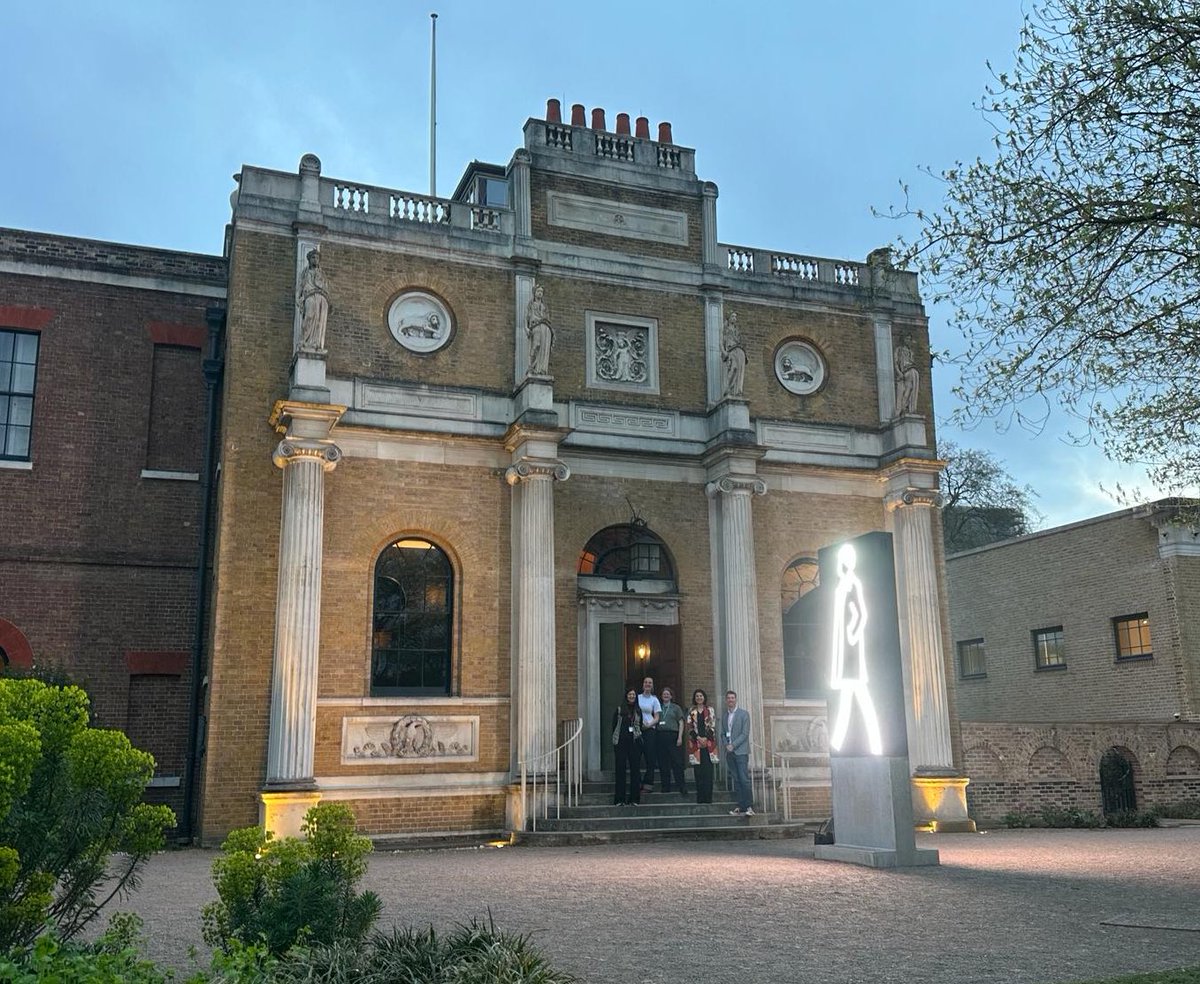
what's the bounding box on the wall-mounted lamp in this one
[635,642,651,661]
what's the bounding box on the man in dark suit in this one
[724,690,754,816]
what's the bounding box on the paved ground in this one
[125,827,1200,983]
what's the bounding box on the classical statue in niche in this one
[894,334,920,416]
[721,312,747,398]
[296,248,331,353]
[526,283,553,376]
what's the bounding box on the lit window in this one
[371,538,453,696]
[1033,626,1066,671]
[957,639,987,679]
[0,330,39,461]
[1113,614,1152,661]
[781,557,822,697]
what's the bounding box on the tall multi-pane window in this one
[371,538,453,695]
[781,557,823,697]
[1033,626,1066,670]
[957,638,987,679]
[0,330,39,460]
[1113,613,1152,661]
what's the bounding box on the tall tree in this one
[903,0,1200,489]
[939,441,1041,553]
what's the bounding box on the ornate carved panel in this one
[341,714,479,765]
[584,311,659,394]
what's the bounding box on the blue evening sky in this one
[0,1,1167,527]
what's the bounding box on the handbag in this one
[612,718,621,747]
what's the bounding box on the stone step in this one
[577,792,739,808]
[515,822,813,848]
[534,811,782,832]
[557,801,745,819]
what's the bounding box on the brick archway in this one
[0,619,34,671]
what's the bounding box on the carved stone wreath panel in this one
[770,714,830,756]
[341,714,478,765]
[585,311,660,394]
[773,338,827,396]
[387,290,455,354]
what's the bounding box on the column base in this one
[911,773,976,832]
[260,787,322,839]
[814,844,940,868]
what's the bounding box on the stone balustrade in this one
[722,244,864,287]
[320,178,514,235]
[524,120,697,176]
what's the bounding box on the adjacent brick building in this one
[0,228,226,823]
[947,500,1200,821]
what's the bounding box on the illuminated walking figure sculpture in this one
[829,543,883,755]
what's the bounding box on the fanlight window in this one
[578,523,676,587]
[371,538,453,695]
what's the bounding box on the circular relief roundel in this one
[387,290,454,354]
[773,339,826,396]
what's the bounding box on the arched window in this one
[371,538,453,695]
[577,522,676,589]
[782,557,824,697]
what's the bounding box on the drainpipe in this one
[180,304,225,843]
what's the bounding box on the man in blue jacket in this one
[724,690,754,816]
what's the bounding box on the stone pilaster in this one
[873,313,896,424]
[506,432,569,771]
[706,474,767,767]
[703,291,724,407]
[886,480,976,831]
[262,401,343,837]
[701,181,720,269]
[511,148,533,241]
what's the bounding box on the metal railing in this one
[519,717,583,832]
[716,740,794,821]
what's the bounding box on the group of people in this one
[612,677,755,816]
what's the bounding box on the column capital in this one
[505,457,569,485]
[885,486,943,511]
[269,399,345,439]
[705,475,767,499]
[273,437,342,471]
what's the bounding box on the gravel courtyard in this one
[126,826,1200,983]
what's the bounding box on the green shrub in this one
[1001,807,1040,828]
[0,914,186,984]
[1153,799,1200,819]
[240,918,579,984]
[1105,809,1161,828]
[1039,806,1105,828]
[0,678,176,953]
[201,802,382,956]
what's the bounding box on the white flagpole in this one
[430,12,438,198]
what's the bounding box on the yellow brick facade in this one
[199,108,963,842]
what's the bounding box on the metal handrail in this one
[518,717,583,833]
[715,738,787,819]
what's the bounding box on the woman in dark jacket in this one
[612,688,643,805]
[687,688,718,804]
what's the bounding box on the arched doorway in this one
[577,522,679,777]
[1099,748,1137,814]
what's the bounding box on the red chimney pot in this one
[635,116,650,139]
[546,98,562,124]
[571,103,586,126]
[658,121,673,144]
[591,107,607,130]
[616,113,631,135]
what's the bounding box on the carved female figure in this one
[526,283,553,376]
[894,335,920,416]
[297,248,331,353]
[721,312,747,398]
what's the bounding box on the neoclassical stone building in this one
[199,102,971,842]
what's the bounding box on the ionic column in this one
[707,475,767,767]
[266,436,341,789]
[506,453,569,769]
[887,488,954,771]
